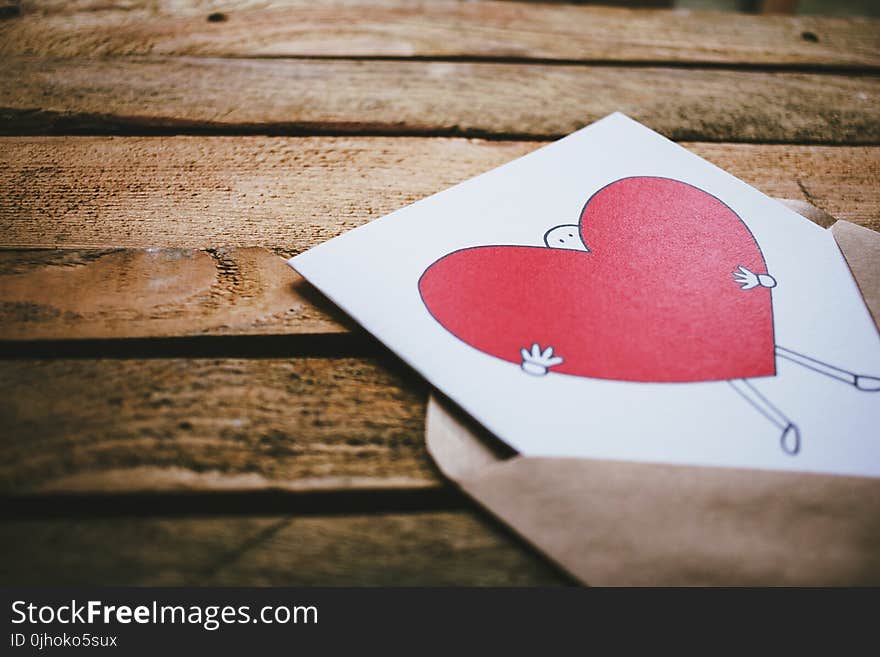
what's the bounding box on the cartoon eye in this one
[568,233,573,237]
[559,238,564,243]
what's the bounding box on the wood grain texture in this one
[4,1,878,67]
[0,357,435,495]
[0,511,568,585]
[0,248,349,340]
[2,137,877,254]
[2,57,878,142]
[0,136,537,250]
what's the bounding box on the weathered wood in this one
[2,57,878,142]
[1,137,876,254]
[0,511,568,585]
[0,136,538,250]
[3,1,877,67]
[0,357,435,495]
[0,248,349,340]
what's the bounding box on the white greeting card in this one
[290,113,880,478]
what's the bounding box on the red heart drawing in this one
[419,177,775,383]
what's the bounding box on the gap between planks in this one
[2,486,467,520]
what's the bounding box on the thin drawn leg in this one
[728,379,801,455]
[776,346,880,391]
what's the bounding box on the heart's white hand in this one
[520,343,564,376]
[733,265,776,290]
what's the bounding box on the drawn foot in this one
[520,344,563,376]
[854,375,880,391]
[780,423,801,456]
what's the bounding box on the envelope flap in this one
[427,394,880,585]
[831,220,880,328]
[425,394,510,481]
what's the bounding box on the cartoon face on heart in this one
[418,176,776,383]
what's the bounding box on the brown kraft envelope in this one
[424,204,880,586]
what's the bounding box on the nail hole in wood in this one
[207,12,228,23]
[0,5,21,19]
[801,31,819,43]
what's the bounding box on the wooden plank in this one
[0,357,436,495]
[2,57,878,142]
[1,137,876,254]
[0,248,350,340]
[0,136,538,251]
[0,511,568,585]
[2,1,878,67]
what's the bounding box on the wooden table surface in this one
[1,0,878,586]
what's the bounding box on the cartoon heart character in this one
[419,177,880,455]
